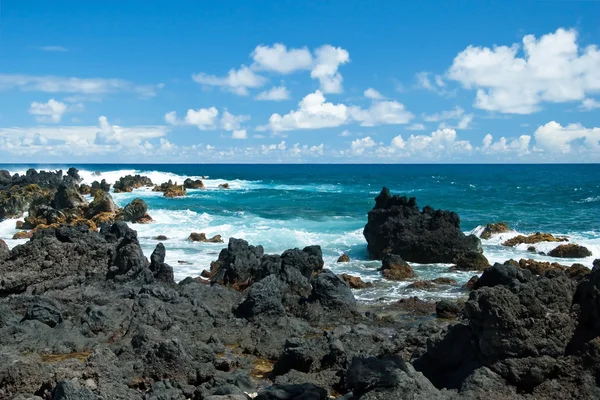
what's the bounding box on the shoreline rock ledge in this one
[363,187,482,263]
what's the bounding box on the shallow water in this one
[2,164,599,300]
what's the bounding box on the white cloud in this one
[255,86,290,101]
[339,129,352,137]
[349,101,414,127]
[264,90,413,132]
[165,108,250,133]
[192,66,267,96]
[448,28,600,114]
[407,123,426,131]
[580,98,600,111]
[265,90,349,131]
[185,107,220,129]
[368,128,473,159]
[416,72,446,92]
[311,45,350,93]
[424,106,466,122]
[534,121,600,153]
[0,74,159,97]
[481,133,531,155]
[28,99,69,123]
[232,129,248,139]
[350,137,376,154]
[40,46,68,52]
[364,88,384,100]
[251,44,313,74]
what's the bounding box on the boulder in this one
[363,187,482,263]
[13,231,33,239]
[340,274,371,289]
[407,280,435,290]
[219,183,230,189]
[78,184,92,195]
[337,254,350,263]
[454,252,490,271]
[91,179,111,194]
[565,263,591,280]
[86,190,117,218]
[381,254,415,281]
[548,244,592,258]
[164,185,186,198]
[235,275,286,319]
[121,198,150,223]
[473,262,532,289]
[310,270,357,313]
[184,178,204,189]
[435,300,461,319]
[480,222,511,239]
[0,238,8,255]
[53,182,88,210]
[392,296,436,316]
[431,277,457,285]
[502,232,568,247]
[0,184,51,221]
[153,235,168,241]
[113,174,153,193]
[517,258,566,275]
[188,232,224,243]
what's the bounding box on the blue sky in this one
[0,0,599,163]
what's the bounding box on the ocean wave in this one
[578,196,600,203]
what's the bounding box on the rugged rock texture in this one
[337,254,350,263]
[91,179,111,194]
[188,232,224,243]
[219,183,230,189]
[184,178,205,189]
[363,188,482,263]
[153,180,187,198]
[502,232,568,247]
[453,252,490,271]
[121,198,152,223]
[340,274,372,289]
[113,174,153,193]
[548,244,592,258]
[381,254,415,281]
[0,184,52,221]
[480,222,511,239]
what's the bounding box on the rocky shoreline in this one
[1,169,600,399]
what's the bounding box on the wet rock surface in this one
[479,222,510,239]
[363,187,482,263]
[502,232,568,247]
[548,243,592,258]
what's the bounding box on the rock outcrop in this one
[381,254,416,281]
[188,232,224,243]
[184,178,205,189]
[548,244,592,258]
[363,187,482,263]
[479,222,511,239]
[153,180,186,198]
[113,174,153,193]
[502,232,568,247]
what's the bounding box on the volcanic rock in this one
[381,254,415,281]
[502,232,568,247]
[480,222,511,239]
[363,187,482,263]
[548,244,592,258]
[340,274,371,289]
[337,254,350,263]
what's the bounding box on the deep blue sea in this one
[1,164,599,301]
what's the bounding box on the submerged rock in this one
[548,244,592,258]
[435,300,461,319]
[183,178,204,189]
[188,232,224,243]
[363,187,482,263]
[453,252,490,271]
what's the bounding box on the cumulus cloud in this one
[192,66,267,96]
[448,28,600,114]
[364,88,385,100]
[349,101,414,127]
[580,98,600,111]
[416,72,446,92]
[263,90,413,132]
[28,99,69,123]
[350,137,376,154]
[407,123,426,131]
[311,45,350,93]
[251,44,313,73]
[481,133,531,155]
[255,86,290,101]
[423,106,474,130]
[534,121,600,153]
[0,74,160,97]
[165,108,250,132]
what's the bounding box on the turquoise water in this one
[1,164,599,300]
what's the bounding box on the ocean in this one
[1,164,599,301]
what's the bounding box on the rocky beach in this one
[1,167,600,399]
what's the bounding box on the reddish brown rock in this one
[340,274,372,289]
[407,280,436,290]
[12,231,33,239]
[218,183,230,189]
[502,232,568,247]
[381,254,415,281]
[337,254,350,263]
[480,222,511,239]
[548,244,592,258]
[431,277,458,285]
[463,276,479,290]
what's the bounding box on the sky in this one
[0,0,599,163]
